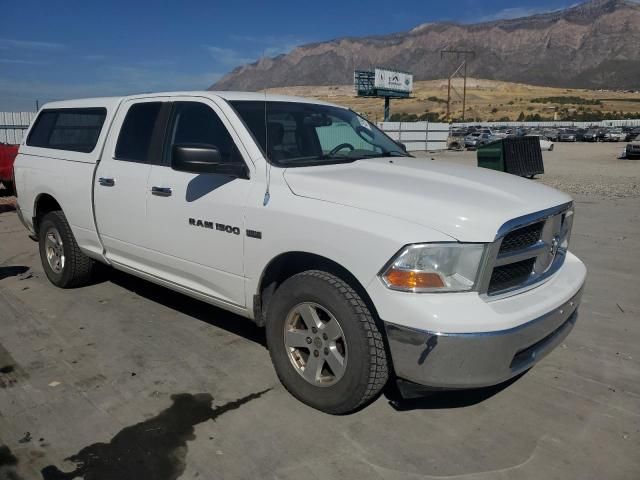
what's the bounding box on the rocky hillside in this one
[211,0,640,91]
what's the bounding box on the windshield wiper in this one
[276,156,357,167]
[359,150,411,159]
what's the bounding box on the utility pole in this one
[440,50,475,122]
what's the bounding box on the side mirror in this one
[172,144,248,178]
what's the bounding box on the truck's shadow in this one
[383,373,525,412]
[95,266,521,412]
[96,266,267,347]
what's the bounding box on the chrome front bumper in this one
[384,287,583,389]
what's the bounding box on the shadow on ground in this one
[383,373,526,411]
[0,266,29,281]
[41,389,271,480]
[0,444,22,480]
[92,266,267,347]
[84,267,522,413]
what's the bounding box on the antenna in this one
[263,51,271,206]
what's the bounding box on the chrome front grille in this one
[499,221,544,254]
[487,257,537,294]
[479,203,574,298]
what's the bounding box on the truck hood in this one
[283,157,571,242]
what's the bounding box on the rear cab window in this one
[115,102,164,163]
[27,108,107,153]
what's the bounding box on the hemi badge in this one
[246,229,262,239]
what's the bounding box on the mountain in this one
[210,0,640,91]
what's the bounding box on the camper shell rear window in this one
[27,108,107,153]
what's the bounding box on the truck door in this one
[94,99,169,270]
[145,99,252,308]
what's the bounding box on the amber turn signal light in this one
[384,269,446,290]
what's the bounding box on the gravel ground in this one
[426,142,640,199]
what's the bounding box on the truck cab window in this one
[166,102,241,164]
[115,102,162,162]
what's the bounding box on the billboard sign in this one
[374,68,413,94]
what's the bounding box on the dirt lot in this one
[268,78,640,122]
[432,141,640,199]
[1,142,639,479]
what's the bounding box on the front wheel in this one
[266,270,388,414]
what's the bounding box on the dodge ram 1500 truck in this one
[13,92,586,414]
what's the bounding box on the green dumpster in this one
[477,136,544,178]
[477,140,505,171]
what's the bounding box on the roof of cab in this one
[40,91,340,110]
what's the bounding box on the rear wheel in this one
[266,270,388,414]
[39,211,94,288]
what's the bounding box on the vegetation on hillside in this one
[531,96,602,105]
[389,111,443,122]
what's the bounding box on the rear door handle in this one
[151,186,172,197]
[98,177,115,187]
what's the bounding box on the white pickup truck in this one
[13,92,586,414]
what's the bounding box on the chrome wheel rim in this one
[283,302,347,387]
[45,227,65,273]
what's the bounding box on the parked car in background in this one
[595,129,609,142]
[526,134,554,151]
[0,143,19,192]
[465,132,493,150]
[558,130,578,142]
[545,129,560,142]
[623,127,640,142]
[581,129,599,142]
[604,129,625,142]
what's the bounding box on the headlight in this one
[380,243,486,293]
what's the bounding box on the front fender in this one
[243,183,453,309]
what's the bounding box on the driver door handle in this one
[151,186,172,197]
[98,177,115,187]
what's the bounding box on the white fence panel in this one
[0,112,36,145]
[384,131,401,141]
[401,131,427,142]
[452,119,640,129]
[378,122,449,152]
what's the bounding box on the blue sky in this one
[0,0,576,111]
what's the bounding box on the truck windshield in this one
[229,100,409,167]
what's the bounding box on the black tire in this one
[266,270,388,414]
[548,144,554,151]
[39,211,94,288]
